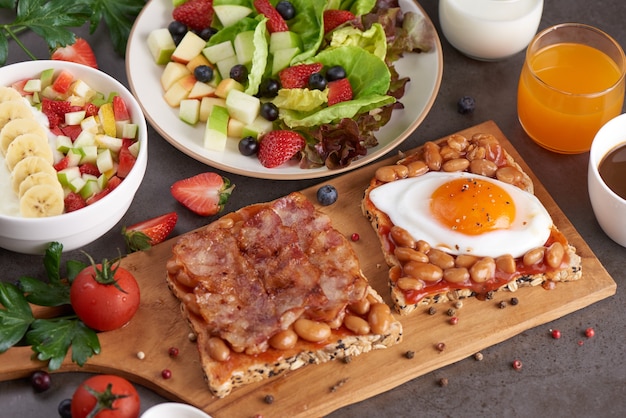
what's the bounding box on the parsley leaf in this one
[0,282,34,352]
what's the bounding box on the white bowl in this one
[0,60,147,254]
[141,403,212,418]
[588,113,626,247]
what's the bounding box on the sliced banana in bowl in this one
[0,86,24,102]
[0,117,47,155]
[0,100,35,131]
[5,133,53,171]
[19,182,65,218]
[10,155,57,194]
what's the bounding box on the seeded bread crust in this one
[362,133,583,315]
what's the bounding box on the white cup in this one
[588,113,626,247]
[141,402,212,418]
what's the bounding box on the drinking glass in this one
[517,23,626,154]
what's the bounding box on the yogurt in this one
[439,0,544,61]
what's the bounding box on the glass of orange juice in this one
[517,23,626,154]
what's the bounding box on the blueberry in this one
[194,65,214,83]
[58,398,72,418]
[30,370,51,393]
[230,64,248,83]
[195,27,218,41]
[308,72,327,90]
[276,1,296,20]
[168,21,187,37]
[260,102,279,121]
[317,185,338,206]
[259,78,280,98]
[457,96,476,114]
[325,65,346,81]
[238,136,259,156]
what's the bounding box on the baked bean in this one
[416,240,431,253]
[389,265,402,281]
[182,293,201,316]
[443,267,470,284]
[455,254,478,268]
[523,247,545,266]
[442,158,470,172]
[349,298,371,316]
[390,226,416,248]
[469,158,498,177]
[406,160,429,177]
[269,328,298,350]
[396,277,424,291]
[469,257,495,283]
[294,318,331,342]
[207,337,231,362]
[545,242,565,268]
[423,141,442,171]
[447,134,469,152]
[427,248,455,269]
[368,303,393,334]
[344,314,371,335]
[375,164,408,183]
[327,311,345,329]
[496,166,523,185]
[403,261,443,283]
[394,247,429,263]
[495,254,516,274]
[439,145,461,161]
[466,145,486,161]
[472,133,498,146]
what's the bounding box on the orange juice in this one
[518,42,625,153]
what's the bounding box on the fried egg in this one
[369,171,553,258]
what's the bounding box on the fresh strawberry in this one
[253,0,289,33]
[60,125,83,141]
[122,212,178,252]
[64,192,87,213]
[84,102,99,117]
[323,10,356,34]
[257,130,305,168]
[79,162,100,177]
[112,95,131,121]
[173,0,214,32]
[327,77,353,106]
[51,70,74,93]
[86,176,122,205]
[54,155,71,171]
[278,63,324,89]
[42,98,71,127]
[170,172,234,216]
[51,38,98,69]
[116,138,137,178]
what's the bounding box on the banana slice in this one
[0,86,23,103]
[5,133,53,171]
[19,183,65,217]
[18,171,61,199]
[0,100,35,131]
[0,117,47,155]
[10,155,57,193]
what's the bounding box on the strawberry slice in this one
[257,130,305,168]
[79,162,100,177]
[51,38,98,69]
[117,139,137,178]
[60,125,83,141]
[323,10,356,34]
[253,0,289,33]
[278,63,324,89]
[122,212,178,252]
[112,95,131,121]
[170,172,234,216]
[327,77,353,106]
[173,0,214,32]
[64,192,87,213]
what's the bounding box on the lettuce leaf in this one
[329,23,387,60]
[286,0,326,64]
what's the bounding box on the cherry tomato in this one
[70,255,140,331]
[71,374,140,418]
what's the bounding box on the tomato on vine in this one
[70,254,140,332]
[71,374,140,418]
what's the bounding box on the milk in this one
[439,0,544,61]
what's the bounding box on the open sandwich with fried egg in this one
[166,192,402,398]
[362,133,582,315]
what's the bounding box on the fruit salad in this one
[147,0,435,169]
[0,69,140,218]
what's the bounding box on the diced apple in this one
[214,78,244,98]
[272,47,300,75]
[73,131,96,148]
[57,166,81,187]
[199,96,227,122]
[80,177,101,199]
[65,110,86,126]
[128,141,140,158]
[188,81,216,100]
[204,105,229,151]
[202,41,235,64]
[242,116,275,139]
[97,148,114,173]
[216,55,239,80]
[23,79,41,93]
[234,31,256,65]
[269,31,302,53]
[160,61,191,91]
[39,68,54,90]
[70,79,96,101]
[227,117,246,138]
[55,135,73,153]
[69,175,87,193]
[225,89,260,125]
[121,123,139,139]
[179,99,201,125]
[163,74,196,107]
[172,31,208,64]
[80,145,98,164]
[95,134,123,153]
[148,28,177,65]
[213,5,253,27]
[81,115,100,134]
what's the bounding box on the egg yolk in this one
[430,178,516,235]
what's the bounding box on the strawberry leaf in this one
[0,282,34,353]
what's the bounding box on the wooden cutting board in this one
[0,121,616,417]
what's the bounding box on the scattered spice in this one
[136,351,145,360]
[330,378,349,392]
[342,355,352,364]
[161,369,172,379]
[585,327,595,338]
[578,340,584,346]
[264,394,274,404]
[512,359,522,371]
[449,317,459,325]
[405,350,415,359]
[474,352,483,361]
[446,308,456,317]
[428,306,437,315]
[188,332,197,342]
[551,329,561,339]
[510,297,519,306]
[498,300,507,309]
[168,347,179,358]
[438,377,449,387]
[350,233,360,242]
[454,301,463,309]
[436,342,446,352]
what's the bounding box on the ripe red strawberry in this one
[86,176,122,205]
[54,155,71,171]
[84,102,99,117]
[64,192,87,213]
[253,0,288,33]
[173,0,214,31]
[42,98,71,128]
[257,130,305,168]
[51,38,98,69]
[327,77,353,106]
[171,172,234,216]
[122,212,178,252]
[117,139,137,178]
[112,95,131,121]
[323,10,356,33]
[79,162,100,177]
[278,63,323,89]
[60,125,83,141]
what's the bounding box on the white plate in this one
[126,0,442,180]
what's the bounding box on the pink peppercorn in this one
[168,347,179,358]
[351,233,360,242]
[161,369,172,379]
[449,317,458,325]
[585,327,595,338]
[512,359,522,371]
[551,329,561,339]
